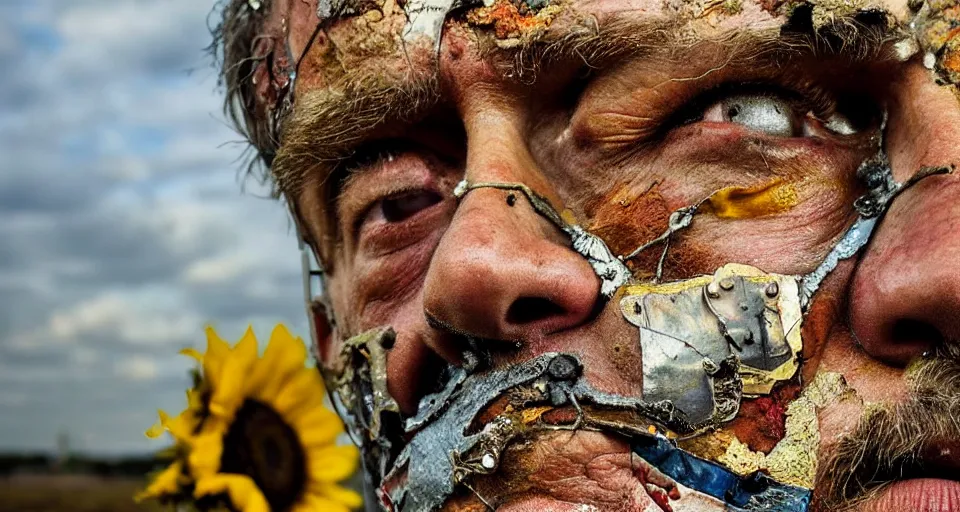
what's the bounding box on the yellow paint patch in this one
[706,179,799,219]
[520,406,554,424]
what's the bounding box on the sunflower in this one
[137,324,362,512]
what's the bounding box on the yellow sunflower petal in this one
[188,431,224,478]
[292,405,340,433]
[209,326,259,420]
[203,325,231,383]
[194,474,269,512]
[144,414,165,439]
[179,347,203,363]
[254,325,309,402]
[186,388,201,410]
[161,411,196,442]
[310,481,363,509]
[298,417,346,450]
[272,368,325,419]
[308,445,360,482]
[135,461,182,502]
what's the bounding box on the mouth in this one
[454,429,697,512]
[854,479,960,512]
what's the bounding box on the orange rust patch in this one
[919,3,960,87]
[465,0,561,41]
[704,178,799,220]
[799,287,842,384]
[541,406,579,425]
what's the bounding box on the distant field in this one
[0,474,163,512]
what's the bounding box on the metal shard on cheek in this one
[620,264,804,426]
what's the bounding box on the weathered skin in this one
[236,0,960,509]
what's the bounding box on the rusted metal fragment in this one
[454,180,631,298]
[323,327,403,481]
[620,263,804,413]
[717,372,858,488]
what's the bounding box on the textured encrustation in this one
[913,0,960,89]
[323,328,403,481]
[717,372,858,488]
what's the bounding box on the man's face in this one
[257,0,960,509]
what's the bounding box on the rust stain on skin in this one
[585,183,671,264]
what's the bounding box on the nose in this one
[421,117,601,354]
[848,67,960,366]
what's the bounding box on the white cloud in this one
[183,252,253,284]
[46,289,204,346]
[0,0,309,454]
[115,356,159,381]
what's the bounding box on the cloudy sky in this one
[0,0,310,455]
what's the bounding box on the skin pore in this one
[220,0,960,510]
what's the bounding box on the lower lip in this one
[865,479,960,511]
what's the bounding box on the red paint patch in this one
[727,384,800,453]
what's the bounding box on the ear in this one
[309,298,337,366]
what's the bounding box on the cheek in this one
[687,174,856,275]
[580,156,863,279]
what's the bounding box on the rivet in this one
[719,278,735,291]
[765,282,779,298]
[547,354,581,380]
[506,193,517,207]
[706,282,721,298]
[481,453,496,470]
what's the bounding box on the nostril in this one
[506,297,566,325]
[888,318,944,360]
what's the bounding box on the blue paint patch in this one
[632,435,811,512]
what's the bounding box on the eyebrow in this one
[273,8,898,258]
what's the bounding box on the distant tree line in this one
[0,453,163,478]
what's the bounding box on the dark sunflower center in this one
[220,399,306,512]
